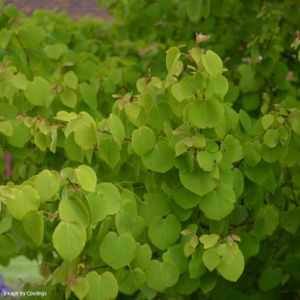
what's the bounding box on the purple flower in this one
[0,275,10,297]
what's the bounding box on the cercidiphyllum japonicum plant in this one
[1,43,300,299]
[0,4,158,181]
[102,0,300,115]
[0,6,152,115]
[1,2,300,186]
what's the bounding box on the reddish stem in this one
[3,150,12,179]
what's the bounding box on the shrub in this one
[0,1,300,299]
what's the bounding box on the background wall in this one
[3,0,110,19]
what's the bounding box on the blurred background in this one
[3,0,110,19]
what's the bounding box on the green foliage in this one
[53,222,86,262]
[85,271,118,300]
[99,232,136,269]
[145,259,180,292]
[148,214,181,250]
[0,1,300,298]
[22,210,44,246]
[131,126,156,156]
[75,165,97,192]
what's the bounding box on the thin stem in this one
[67,178,81,193]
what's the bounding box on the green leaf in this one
[74,122,98,150]
[131,243,152,270]
[79,82,97,109]
[220,135,244,166]
[221,134,244,168]
[99,232,136,269]
[87,183,121,224]
[59,197,90,227]
[202,50,223,77]
[166,47,181,73]
[18,25,44,49]
[97,137,121,168]
[188,248,206,279]
[131,126,156,156]
[189,47,203,67]
[175,139,189,156]
[108,113,125,144]
[0,28,12,48]
[239,233,259,259]
[0,211,12,235]
[75,165,97,192]
[0,120,13,136]
[197,150,222,172]
[208,75,229,96]
[171,78,195,102]
[172,187,202,209]
[261,114,275,130]
[22,211,44,246]
[146,259,180,292]
[64,135,84,162]
[288,109,300,135]
[230,204,248,225]
[163,244,189,274]
[70,277,89,300]
[55,111,77,122]
[116,268,145,295]
[199,272,218,293]
[179,167,218,196]
[53,222,86,261]
[124,102,142,125]
[262,144,285,163]
[244,141,262,167]
[135,78,148,94]
[281,208,300,234]
[34,131,49,151]
[263,129,279,148]
[217,243,245,282]
[52,263,70,285]
[34,170,60,201]
[139,193,171,226]
[44,43,67,59]
[199,184,235,220]
[202,248,220,271]
[199,234,220,249]
[258,267,283,291]
[238,64,262,93]
[63,71,78,89]
[138,92,155,110]
[61,89,77,108]
[148,214,181,250]
[142,141,174,173]
[175,271,200,295]
[187,0,210,22]
[75,60,97,81]
[85,271,118,300]
[230,168,244,198]
[6,185,41,220]
[115,212,144,239]
[11,73,28,90]
[188,100,224,128]
[239,109,252,133]
[24,76,52,107]
[0,234,16,257]
[254,205,279,239]
[244,162,273,185]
